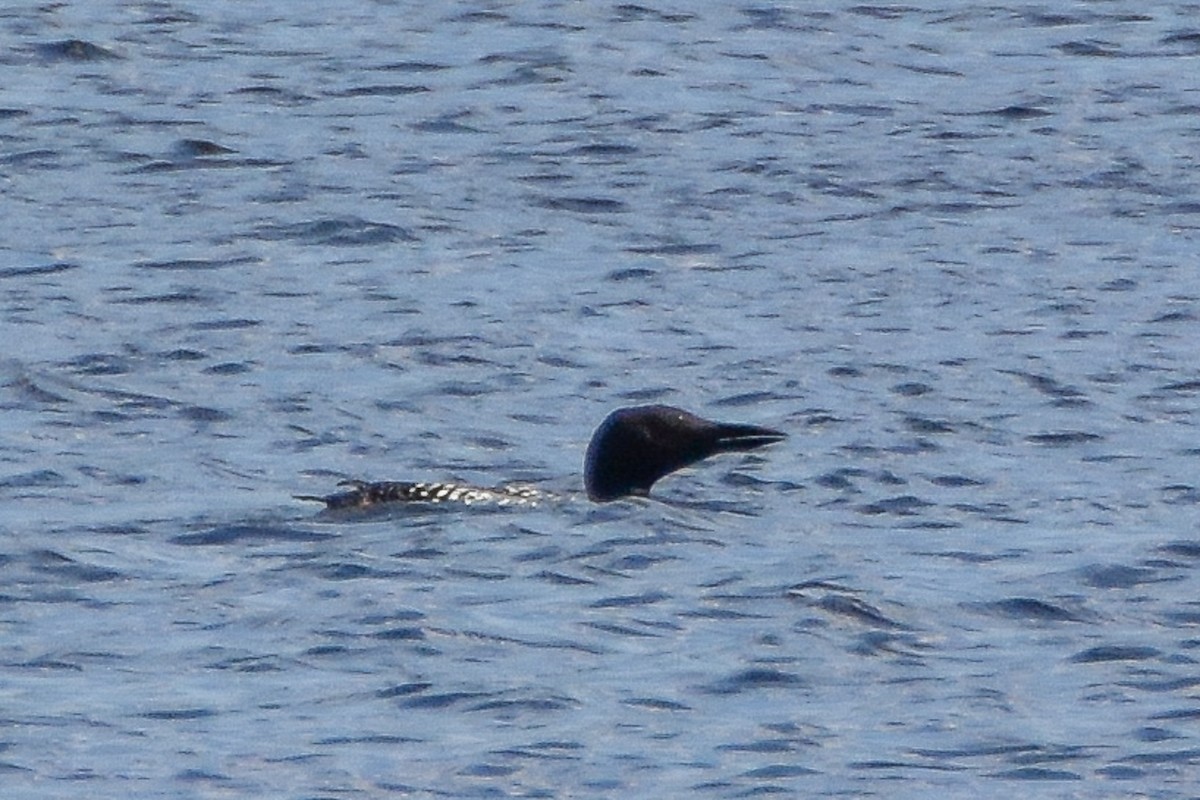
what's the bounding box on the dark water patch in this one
[720,738,807,754]
[681,607,765,622]
[31,550,123,583]
[384,332,487,348]
[711,390,788,408]
[12,656,83,671]
[605,552,677,571]
[0,263,77,280]
[1161,31,1200,50]
[1078,564,1163,589]
[468,695,576,714]
[377,61,449,73]
[740,763,819,779]
[1125,676,1200,693]
[892,381,933,396]
[191,318,260,331]
[1135,727,1182,742]
[623,696,691,711]
[584,622,664,638]
[64,352,135,376]
[317,733,423,745]
[1157,541,1200,559]
[109,289,216,306]
[209,655,284,673]
[1118,747,1200,764]
[1020,11,1090,26]
[980,105,1052,120]
[904,415,955,434]
[173,139,236,158]
[588,590,670,609]
[398,691,492,710]
[534,570,594,586]
[308,562,394,580]
[568,143,638,157]
[134,256,258,271]
[178,405,232,423]
[851,758,966,772]
[1057,41,1121,58]
[1159,486,1200,506]
[176,768,232,783]
[491,740,584,761]
[252,218,417,246]
[1025,431,1103,446]
[231,85,315,106]
[140,708,216,720]
[849,631,928,661]
[358,609,425,625]
[1164,609,1200,625]
[0,149,59,167]
[1147,709,1200,722]
[901,519,961,530]
[815,469,863,490]
[0,469,68,489]
[129,156,286,174]
[1099,276,1138,291]
[605,267,656,281]
[923,550,1024,564]
[990,766,1081,780]
[445,566,510,581]
[171,525,334,545]
[459,762,519,777]
[817,596,906,630]
[901,62,965,78]
[1157,380,1200,393]
[1002,370,1087,403]
[703,667,805,695]
[929,475,985,488]
[912,742,1044,761]
[410,115,485,133]
[1148,309,1195,324]
[333,84,430,98]
[369,627,425,641]
[1070,645,1160,663]
[613,5,696,23]
[1096,764,1146,779]
[532,196,627,214]
[625,241,719,256]
[857,495,933,516]
[204,362,252,376]
[967,597,1089,623]
[787,583,906,630]
[376,682,433,699]
[36,39,121,61]
[720,472,800,494]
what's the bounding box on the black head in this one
[583,404,786,502]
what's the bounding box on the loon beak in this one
[712,422,787,452]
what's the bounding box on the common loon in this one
[302,404,786,511]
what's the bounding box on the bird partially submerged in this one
[301,404,786,510]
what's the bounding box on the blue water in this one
[3,2,1200,797]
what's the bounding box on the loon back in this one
[583,404,786,501]
[302,404,785,510]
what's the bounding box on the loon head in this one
[583,404,786,502]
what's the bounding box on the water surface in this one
[3,2,1200,797]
